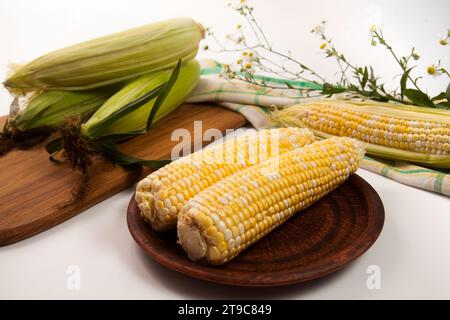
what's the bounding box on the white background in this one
[0,0,449,299]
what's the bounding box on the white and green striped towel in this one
[185,59,450,196]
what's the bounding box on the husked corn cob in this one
[135,128,316,231]
[274,99,450,168]
[4,18,204,92]
[177,137,365,265]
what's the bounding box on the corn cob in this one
[4,18,204,93]
[177,137,365,265]
[273,99,450,168]
[135,128,316,231]
[80,59,200,139]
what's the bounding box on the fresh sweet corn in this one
[273,99,450,168]
[4,18,204,93]
[81,59,200,139]
[12,88,117,131]
[177,137,365,265]
[135,128,316,231]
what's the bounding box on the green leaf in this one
[321,83,346,95]
[45,138,62,154]
[361,66,369,89]
[431,92,447,101]
[370,96,389,102]
[299,63,309,70]
[400,67,414,98]
[146,59,182,131]
[95,140,171,169]
[404,89,435,108]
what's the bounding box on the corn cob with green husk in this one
[273,99,450,168]
[46,59,199,174]
[177,137,365,265]
[135,128,316,231]
[4,18,204,93]
[0,87,119,155]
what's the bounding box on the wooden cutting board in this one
[0,103,246,246]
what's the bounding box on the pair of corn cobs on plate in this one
[135,129,366,266]
[135,97,450,266]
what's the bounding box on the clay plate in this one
[127,174,384,287]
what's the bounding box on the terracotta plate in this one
[127,174,384,287]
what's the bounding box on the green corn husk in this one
[81,59,200,139]
[13,88,117,131]
[4,18,204,93]
[45,59,186,176]
[0,86,122,156]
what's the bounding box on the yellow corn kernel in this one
[273,99,450,168]
[135,128,316,231]
[177,137,365,265]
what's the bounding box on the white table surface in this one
[0,0,449,300]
